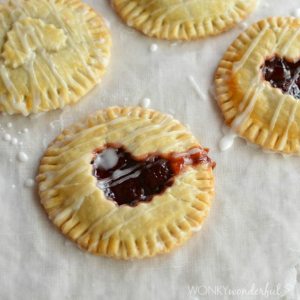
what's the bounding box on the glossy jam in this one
[261,56,300,99]
[91,145,213,207]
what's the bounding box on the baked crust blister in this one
[216,17,300,154]
[111,0,257,40]
[37,107,215,259]
[0,0,111,115]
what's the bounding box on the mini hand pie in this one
[37,107,215,259]
[0,0,111,115]
[216,17,300,154]
[112,0,256,40]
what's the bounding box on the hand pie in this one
[216,17,300,154]
[111,0,256,40]
[37,107,215,259]
[0,0,111,115]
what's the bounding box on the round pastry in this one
[216,17,300,154]
[111,0,257,40]
[0,0,111,115]
[37,107,215,259]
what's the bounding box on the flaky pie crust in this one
[216,17,300,154]
[0,0,111,115]
[37,107,215,259]
[112,0,256,40]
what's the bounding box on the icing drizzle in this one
[219,21,300,151]
[0,0,110,115]
[92,144,214,207]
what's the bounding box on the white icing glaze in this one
[11,137,18,145]
[24,53,41,112]
[121,116,173,145]
[94,146,202,190]
[12,184,16,189]
[172,147,203,158]
[219,80,263,151]
[94,148,119,170]
[140,97,151,108]
[282,27,300,55]
[72,197,86,211]
[17,151,28,162]
[232,26,268,73]
[24,178,35,187]
[111,165,139,181]
[110,169,141,187]
[46,0,97,79]
[287,69,300,95]
[0,64,27,114]
[219,133,237,151]
[233,83,264,130]
[40,49,68,104]
[156,240,165,250]
[6,122,12,128]
[150,43,158,52]
[277,101,298,151]
[3,133,11,141]
[188,75,206,101]
[23,128,28,133]
[270,95,288,130]
[239,22,248,30]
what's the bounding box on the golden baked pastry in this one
[216,17,300,154]
[37,107,215,259]
[111,0,257,40]
[0,0,111,115]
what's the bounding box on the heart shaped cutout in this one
[91,145,213,206]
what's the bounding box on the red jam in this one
[91,145,214,207]
[261,56,300,99]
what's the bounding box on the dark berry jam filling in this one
[261,56,300,99]
[91,144,214,207]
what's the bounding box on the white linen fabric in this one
[0,0,300,299]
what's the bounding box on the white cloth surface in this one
[1,0,300,299]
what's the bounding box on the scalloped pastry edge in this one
[215,17,300,154]
[111,0,257,41]
[37,106,215,259]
